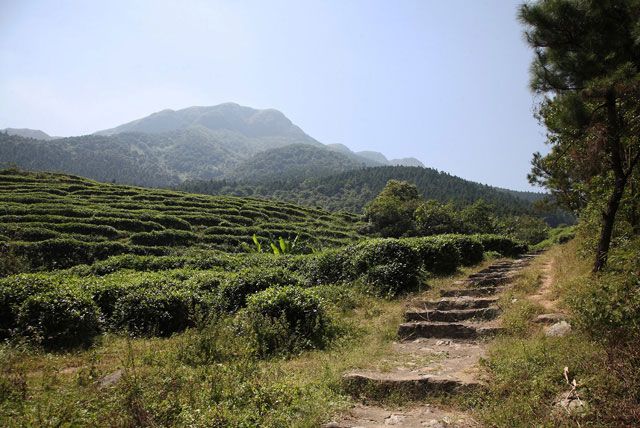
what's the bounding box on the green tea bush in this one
[352,239,422,296]
[129,230,198,246]
[217,268,302,312]
[298,249,357,285]
[12,239,128,270]
[0,273,60,338]
[186,270,230,292]
[89,254,187,275]
[0,226,60,242]
[474,234,528,257]
[404,237,460,274]
[89,217,165,232]
[140,214,192,230]
[441,235,484,266]
[16,286,100,349]
[54,222,120,238]
[246,285,329,357]
[110,285,206,337]
[179,215,224,227]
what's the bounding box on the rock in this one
[534,313,567,324]
[385,414,406,425]
[545,321,572,337]
[97,369,123,388]
[555,397,589,417]
[422,420,446,428]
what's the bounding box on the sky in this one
[0,0,548,191]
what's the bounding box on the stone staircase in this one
[337,253,538,424]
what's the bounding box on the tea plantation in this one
[0,168,364,271]
[0,169,531,425]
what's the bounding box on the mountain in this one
[2,128,53,140]
[356,150,389,164]
[95,103,321,148]
[0,103,428,186]
[326,144,424,167]
[389,157,425,167]
[227,144,373,181]
[0,132,180,187]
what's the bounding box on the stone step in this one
[455,276,513,288]
[404,307,500,323]
[477,266,516,274]
[342,371,481,401]
[468,271,513,279]
[413,296,499,311]
[398,321,503,340]
[441,286,504,298]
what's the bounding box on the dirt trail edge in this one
[326,253,539,428]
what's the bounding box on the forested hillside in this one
[181,165,572,224]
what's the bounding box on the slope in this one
[180,165,545,216]
[0,168,363,271]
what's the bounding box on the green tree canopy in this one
[520,0,640,271]
[364,180,421,237]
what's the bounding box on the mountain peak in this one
[95,103,314,143]
[2,128,53,140]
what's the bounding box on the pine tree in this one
[520,0,640,271]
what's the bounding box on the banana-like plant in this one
[252,234,299,255]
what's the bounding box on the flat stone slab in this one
[440,287,505,298]
[398,321,503,340]
[533,313,567,324]
[413,297,499,311]
[342,371,482,400]
[404,307,500,323]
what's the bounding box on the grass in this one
[472,239,640,427]
[0,291,405,427]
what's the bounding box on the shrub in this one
[140,214,192,231]
[12,239,128,270]
[55,222,120,238]
[298,249,357,285]
[246,286,329,357]
[475,234,528,257]
[129,230,198,246]
[352,239,422,296]
[110,284,210,337]
[439,235,484,266]
[89,254,187,275]
[0,274,60,338]
[569,272,640,342]
[185,270,230,292]
[0,226,60,242]
[217,268,302,312]
[404,237,460,274]
[16,287,100,349]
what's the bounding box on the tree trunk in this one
[630,177,640,235]
[593,88,625,273]
[594,176,626,272]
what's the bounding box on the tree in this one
[364,180,421,237]
[520,0,640,271]
[414,200,461,235]
[460,200,496,234]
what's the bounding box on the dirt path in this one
[529,259,558,312]
[325,254,539,428]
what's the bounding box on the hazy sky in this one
[0,0,547,191]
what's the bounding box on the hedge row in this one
[0,234,527,348]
